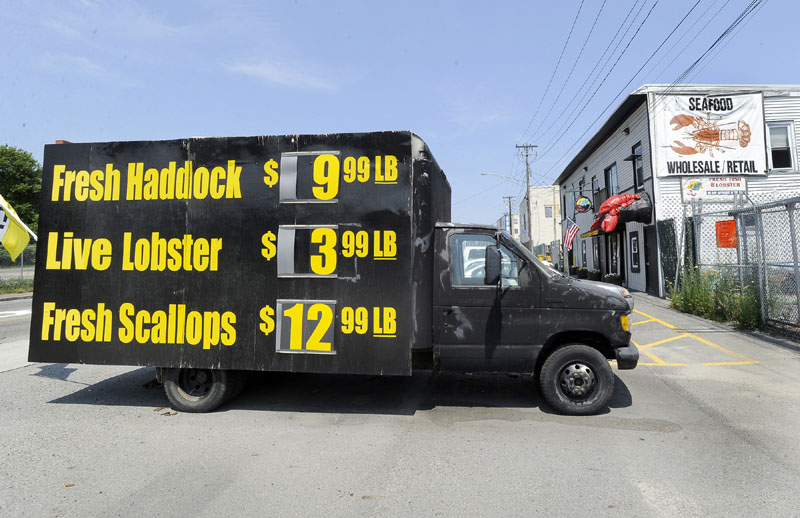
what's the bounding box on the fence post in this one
[787,203,800,324]
[756,206,769,325]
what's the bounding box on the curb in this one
[0,292,33,302]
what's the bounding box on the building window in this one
[593,239,599,269]
[605,163,618,196]
[578,178,585,196]
[544,206,553,218]
[581,240,587,267]
[632,142,645,190]
[767,122,796,170]
[591,175,598,193]
[562,194,567,219]
[630,231,640,273]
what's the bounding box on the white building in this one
[495,213,521,241]
[556,84,800,296]
[519,185,561,258]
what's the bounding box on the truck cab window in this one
[450,234,520,287]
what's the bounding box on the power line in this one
[536,0,656,159]
[540,0,704,178]
[517,1,586,144]
[542,0,767,184]
[525,0,608,143]
[530,0,645,145]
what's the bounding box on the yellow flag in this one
[0,194,31,262]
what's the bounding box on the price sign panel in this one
[29,132,451,376]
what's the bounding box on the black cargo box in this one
[29,131,450,376]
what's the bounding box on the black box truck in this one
[29,131,637,415]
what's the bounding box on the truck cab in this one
[434,223,637,414]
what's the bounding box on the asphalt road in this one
[2,293,800,517]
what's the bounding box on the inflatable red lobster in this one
[590,193,641,233]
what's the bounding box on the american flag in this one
[564,217,580,251]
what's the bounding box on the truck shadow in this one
[47,366,632,416]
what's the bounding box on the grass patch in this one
[0,277,34,294]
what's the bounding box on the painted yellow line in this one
[638,333,690,349]
[685,333,758,364]
[643,351,666,365]
[632,319,656,326]
[702,361,759,366]
[633,309,678,330]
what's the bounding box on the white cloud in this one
[228,59,334,91]
[40,52,111,79]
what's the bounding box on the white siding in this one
[559,102,651,291]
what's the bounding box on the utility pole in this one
[516,144,537,251]
[503,195,515,236]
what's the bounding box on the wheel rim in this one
[177,369,213,401]
[558,362,596,401]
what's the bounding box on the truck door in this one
[434,229,541,372]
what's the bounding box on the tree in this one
[0,145,42,232]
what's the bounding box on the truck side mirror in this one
[484,246,501,285]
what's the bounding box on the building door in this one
[644,226,659,295]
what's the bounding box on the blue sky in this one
[1,0,795,224]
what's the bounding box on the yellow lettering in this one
[221,312,236,346]
[52,165,66,201]
[74,170,90,201]
[41,302,56,340]
[119,303,134,343]
[210,166,225,199]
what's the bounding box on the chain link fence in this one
[677,194,800,335]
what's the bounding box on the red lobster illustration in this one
[669,113,751,157]
[590,194,640,233]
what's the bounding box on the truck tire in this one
[162,368,234,413]
[539,344,614,416]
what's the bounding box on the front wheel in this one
[163,368,236,413]
[539,344,614,415]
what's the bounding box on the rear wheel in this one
[539,344,614,415]
[163,368,235,413]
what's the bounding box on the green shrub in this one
[569,266,578,276]
[589,269,601,281]
[0,244,36,267]
[669,267,763,330]
[0,277,34,294]
[577,267,588,279]
[603,273,622,285]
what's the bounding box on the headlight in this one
[620,314,630,332]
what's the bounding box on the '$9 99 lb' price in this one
[262,154,399,200]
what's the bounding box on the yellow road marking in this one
[702,361,759,366]
[642,350,686,366]
[631,309,759,367]
[632,318,656,326]
[686,332,759,364]
[637,333,690,349]
[633,309,677,330]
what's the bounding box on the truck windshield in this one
[497,232,563,280]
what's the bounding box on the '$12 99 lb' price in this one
[259,303,397,353]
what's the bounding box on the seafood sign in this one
[653,93,766,177]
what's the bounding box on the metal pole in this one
[787,204,800,324]
[756,206,769,325]
[516,144,537,251]
[674,203,686,291]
